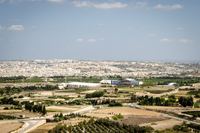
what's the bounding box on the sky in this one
[0,0,200,62]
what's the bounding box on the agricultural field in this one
[0,76,200,133]
[0,120,23,133]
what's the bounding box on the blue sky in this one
[0,0,200,62]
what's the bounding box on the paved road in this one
[15,105,95,133]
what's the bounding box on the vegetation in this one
[0,85,58,96]
[156,123,200,133]
[0,114,18,120]
[85,91,105,98]
[194,100,200,108]
[0,97,20,105]
[0,76,43,83]
[47,113,91,122]
[146,89,173,94]
[108,101,122,107]
[187,90,200,98]
[137,95,194,107]
[112,113,123,120]
[137,95,177,106]
[23,101,46,115]
[50,76,102,83]
[178,96,193,107]
[172,123,200,132]
[142,77,200,86]
[182,111,200,118]
[48,118,153,133]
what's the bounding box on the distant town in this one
[0,59,199,77]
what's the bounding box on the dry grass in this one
[0,110,40,118]
[29,123,57,133]
[86,107,168,125]
[30,117,90,133]
[0,121,23,133]
[86,107,162,118]
[46,105,84,112]
[143,106,200,114]
[141,119,183,130]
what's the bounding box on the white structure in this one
[168,82,177,86]
[100,80,112,84]
[59,82,101,89]
[139,81,144,85]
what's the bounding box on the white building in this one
[59,82,101,89]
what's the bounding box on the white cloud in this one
[47,0,64,3]
[154,4,183,11]
[76,38,84,42]
[178,38,192,44]
[87,38,96,43]
[8,25,24,32]
[76,38,99,43]
[0,0,65,4]
[72,1,127,9]
[160,37,192,44]
[160,38,172,43]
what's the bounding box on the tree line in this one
[0,97,47,115]
[137,95,194,107]
[0,85,58,96]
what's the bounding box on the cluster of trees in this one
[0,76,26,83]
[0,76,44,83]
[0,97,47,115]
[21,85,58,91]
[182,111,200,118]
[51,76,102,83]
[48,113,90,122]
[0,114,17,120]
[85,91,105,98]
[142,77,200,86]
[178,96,193,107]
[0,85,58,96]
[137,95,194,107]
[187,90,200,98]
[90,99,122,106]
[0,97,19,105]
[0,87,22,96]
[49,118,153,133]
[138,95,194,107]
[172,123,200,133]
[23,101,46,115]
[137,95,177,106]
[108,101,122,107]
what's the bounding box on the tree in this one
[42,105,46,115]
[178,96,193,107]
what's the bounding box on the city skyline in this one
[0,0,200,62]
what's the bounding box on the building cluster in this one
[58,78,143,89]
[0,59,199,77]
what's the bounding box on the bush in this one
[178,96,193,107]
[85,91,104,98]
[112,113,124,120]
[109,101,122,107]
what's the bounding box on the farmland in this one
[0,75,200,133]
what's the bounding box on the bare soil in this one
[0,120,23,133]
